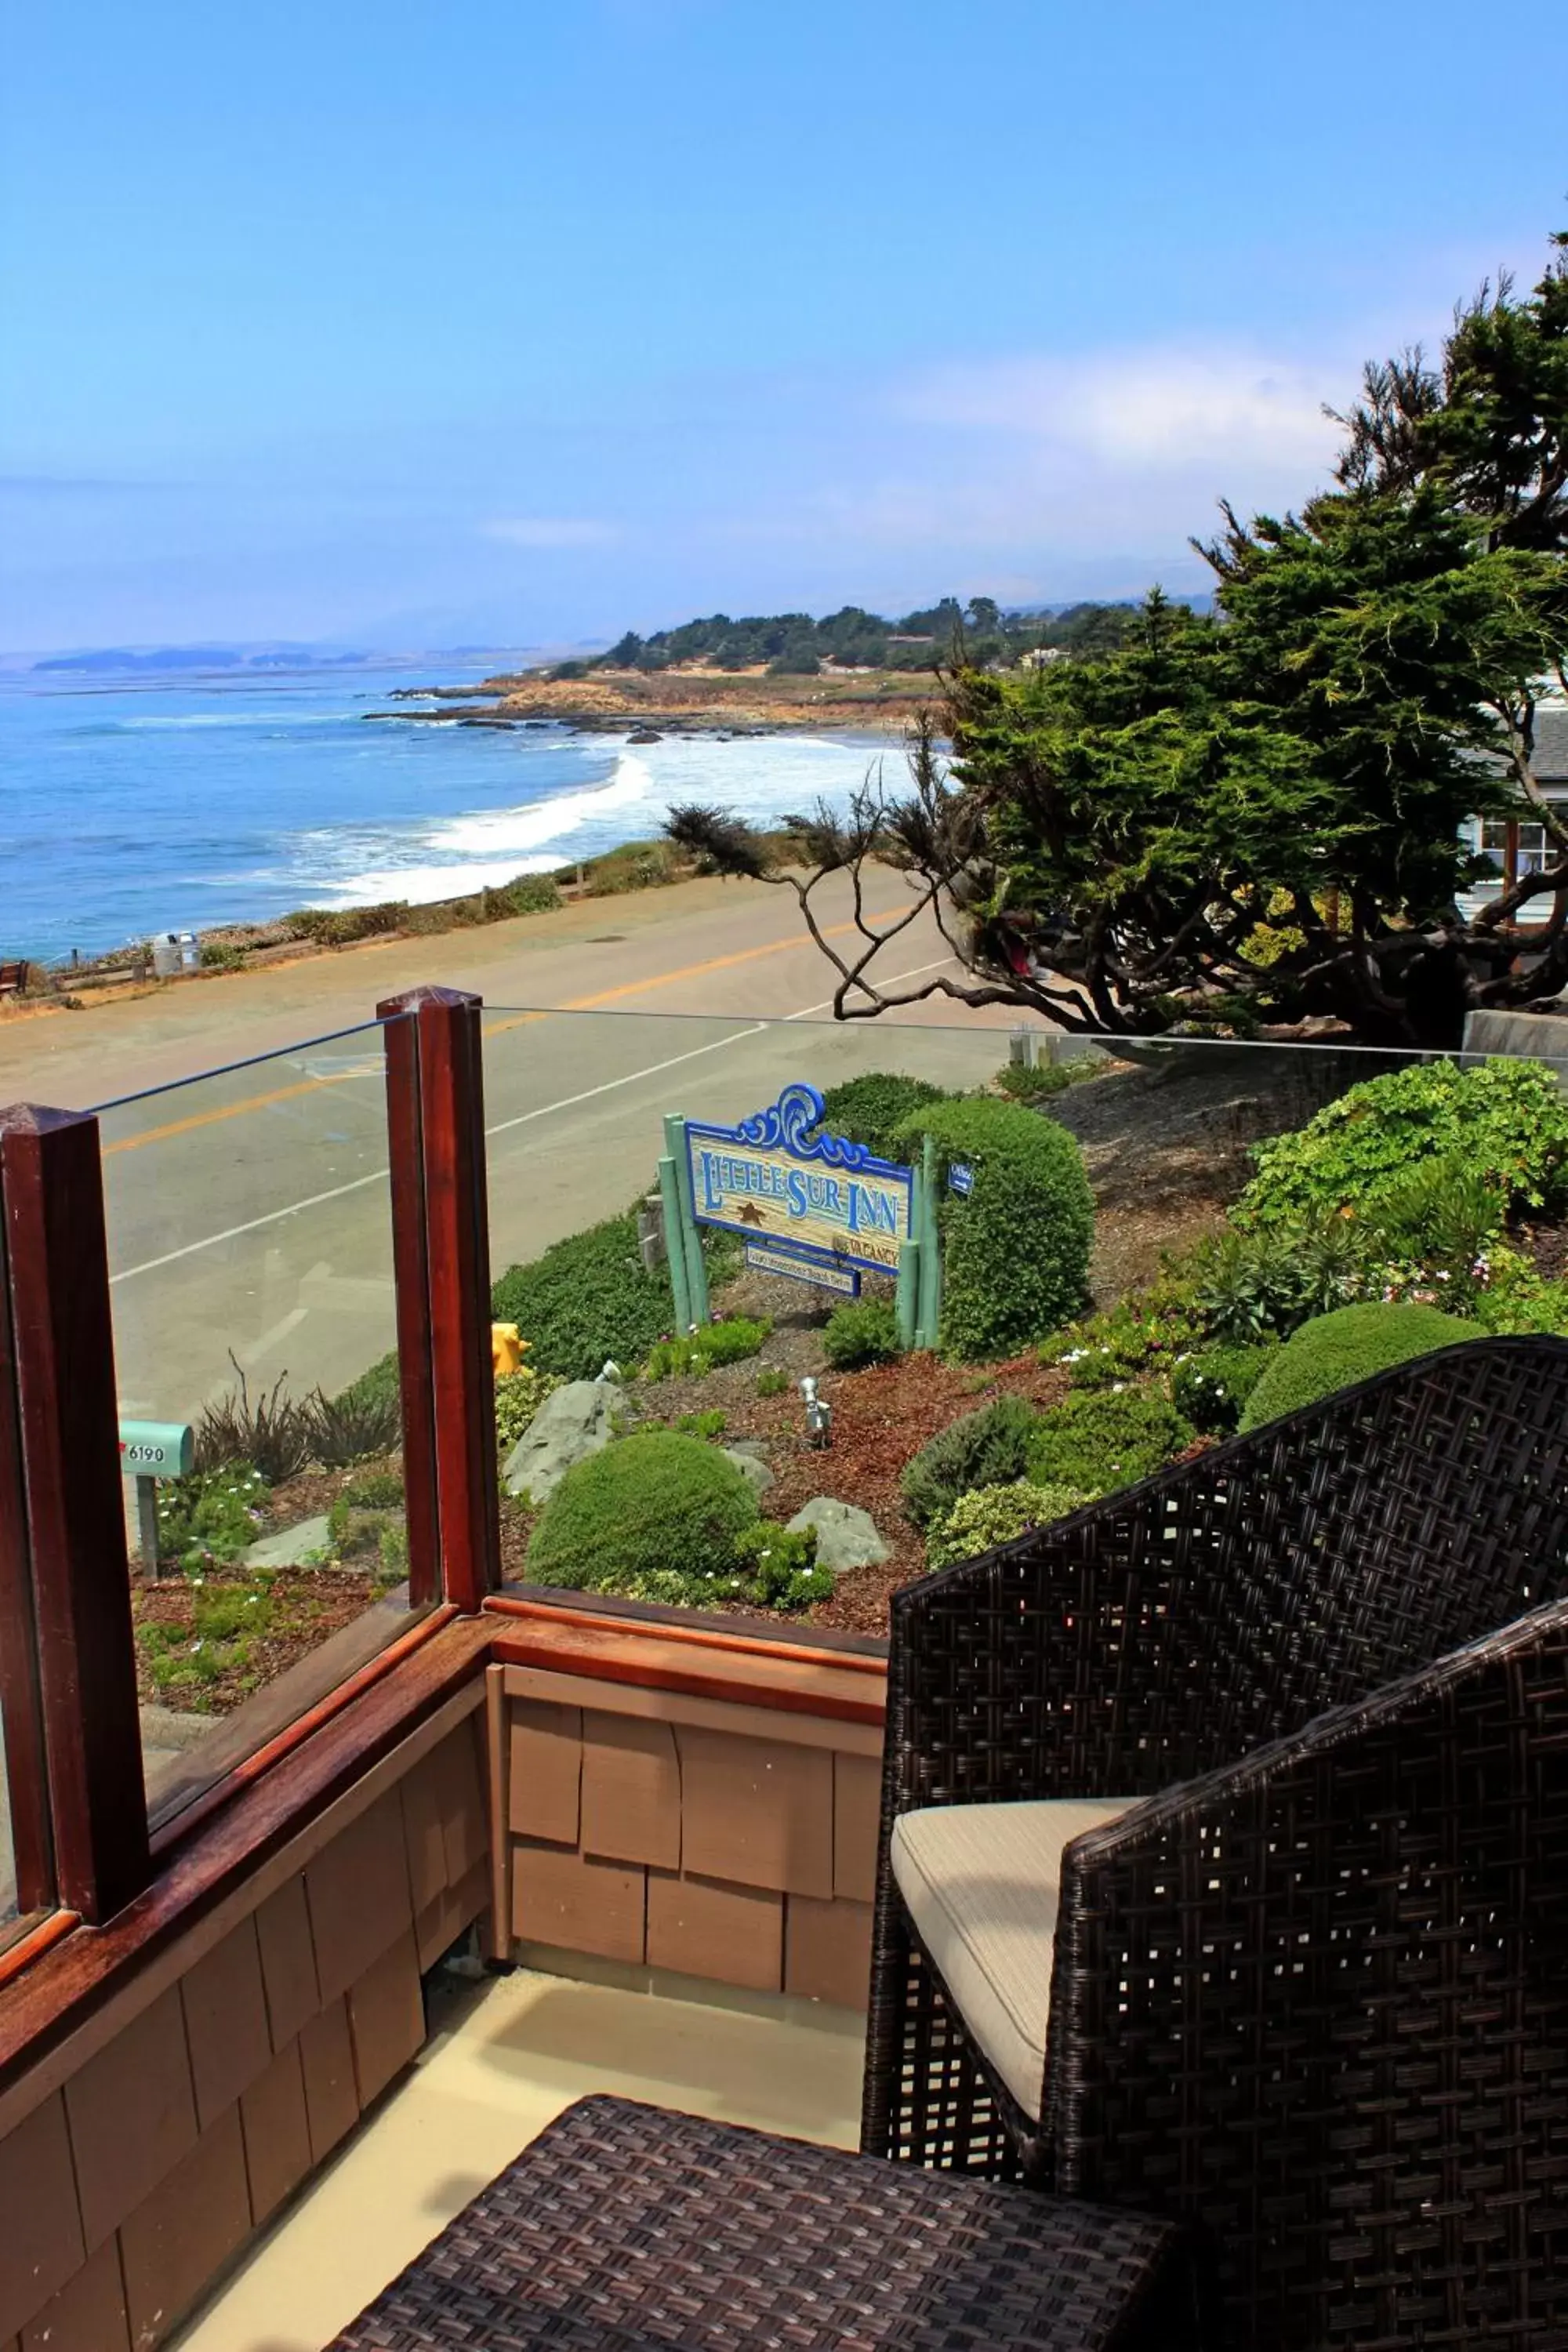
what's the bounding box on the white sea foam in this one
[321,733,892,909]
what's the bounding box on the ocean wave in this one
[315,734,895,910]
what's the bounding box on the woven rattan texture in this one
[862,1338,1568,2349]
[328,2095,1207,2352]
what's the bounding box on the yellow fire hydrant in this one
[492,1323,529,1377]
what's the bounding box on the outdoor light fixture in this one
[799,1374,833,1449]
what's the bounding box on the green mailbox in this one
[120,1419,194,1574]
[119,1420,194,1479]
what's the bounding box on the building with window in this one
[1460,701,1568,922]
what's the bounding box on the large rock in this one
[786,1497,889,1575]
[504,1379,626,1504]
[245,1514,331,1569]
[722,1446,775,1501]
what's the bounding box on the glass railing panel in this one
[476,1007,1568,1633]
[93,1017,422,1829]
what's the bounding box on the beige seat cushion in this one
[891,1798,1133,2122]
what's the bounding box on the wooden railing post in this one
[0,1106,150,1922]
[379,1008,441,1610]
[379,989,499,1612]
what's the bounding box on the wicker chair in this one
[862,1336,1568,2349]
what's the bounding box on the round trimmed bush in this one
[1025,1388,1194,1493]
[818,1073,951,1163]
[1236,1302,1481,1432]
[900,1394,1040,1529]
[527,1431,759,1599]
[925,1480,1092,1570]
[895,1098,1093,1359]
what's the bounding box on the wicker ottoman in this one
[331,2095,1208,2351]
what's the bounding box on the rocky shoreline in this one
[370,665,932,739]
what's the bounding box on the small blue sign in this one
[949,1161,975,1197]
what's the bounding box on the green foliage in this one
[494,1367,564,1456]
[1190,1218,1366,1343]
[756,1367,791,1397]
[1468,1247,1568,1337]
[925,1480,1092,1571]
[1241,1059,1568,1225]
[198,940,245,971]
[822,1299,902,1369]
[1171,1341,1279,1435]
[339,1468,405,1510]
[578,599,1125,678]
[491,1213,735,1381]
[488,875,562,916]
[895,1097,1094,1359]
[673,1408,728,1437]
[307,1380,403,1467]
[1025,1388,1195,1494]
[1238,1302,1480,1431]
[993,1054,1106,1105]
[734,1520,833,1608]
[526,1431,760,1603]
[287,901,405,948]
[900,1395,1040,1530]
[155,1466,270,1571]
[644,1315,771,1381]
[583,840,677,895]
[1044,1270,1207,1386]
[817,1072,949,1163]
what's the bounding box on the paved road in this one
[5,874,1024,1425]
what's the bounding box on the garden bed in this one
[132,1560,385,1714]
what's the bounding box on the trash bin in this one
[151,931,199,977]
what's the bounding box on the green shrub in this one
[287,902,406,947]
[1468,1247,1568,1337]
[1237,1301,1482,1431]
[895,1098,1094,1359]
[734,1520,833,1608]
[925,1480,1092,1570]
[1046,1269,1207,1387]
[198,940,245,972]
[901,1396,1040,1529]
[495,1367,563,1456]
[1240,1058,1568,1227]
[644,1315,771,1381]
[155,1466,270,1571]
[1171,1341,1279,1435]
[822,1298,902,1369]
[756,1367,790,1397]
[817,1073,949,1163]
[307,1379,403,1465]
[1190,1218,1366,1343]
[491,1213,735,1381]
[194,1366,314,1483]
[993,1057,1074,1102]
[1025,1389,1194,1494]
[527,1431,760,1602]
[490,875,562,916]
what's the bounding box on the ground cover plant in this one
[901,1395,1041,1529]
[644,1314,771,1380]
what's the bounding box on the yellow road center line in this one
[102,905,910,1152]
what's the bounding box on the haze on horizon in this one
[2,0,1562,657]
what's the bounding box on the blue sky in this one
[2,0,1563,654]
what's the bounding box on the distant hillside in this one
[550,597,1143,681]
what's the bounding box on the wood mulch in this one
[132,1563,382,1714]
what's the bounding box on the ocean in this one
[0,660,902,963]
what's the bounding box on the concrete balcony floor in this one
[173,1962,866,2352]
